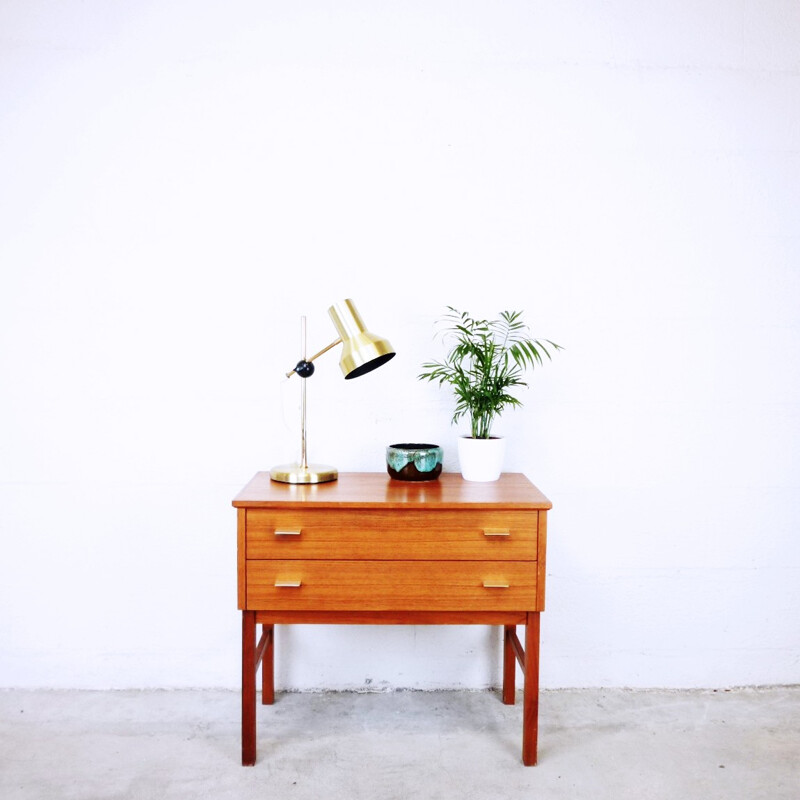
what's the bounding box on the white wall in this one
[1,1,798,691]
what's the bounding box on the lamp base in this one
[269,463,338,484]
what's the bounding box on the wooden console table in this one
[233,471,551,766]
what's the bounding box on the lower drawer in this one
[246,560,537,612]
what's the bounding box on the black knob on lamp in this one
[293,360,315,378]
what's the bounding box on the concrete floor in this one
[1,687,797,800]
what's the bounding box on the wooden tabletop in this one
[233,472,552,510]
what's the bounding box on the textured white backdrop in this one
[1,0,798,690]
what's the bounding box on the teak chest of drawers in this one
[233,471,552,766]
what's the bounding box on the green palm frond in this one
[418,308,562,439]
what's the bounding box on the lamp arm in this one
[285,337,342,378]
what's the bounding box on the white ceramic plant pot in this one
[457,436,506,482]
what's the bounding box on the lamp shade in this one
[328,299,396,379]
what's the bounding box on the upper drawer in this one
[245,508,538,561]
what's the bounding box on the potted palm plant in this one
[418,307,561,481]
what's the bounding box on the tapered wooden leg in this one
[242,611,257,766]
[502,625,516,705]
[522,612,541,766]
[261,624,275,705]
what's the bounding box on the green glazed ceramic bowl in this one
[386,443,443,482]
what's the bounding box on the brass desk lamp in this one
[270,298,395,484]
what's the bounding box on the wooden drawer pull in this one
[274,529,301,536]
[483,529,511,537]
[483,581,510,589]
[274,580,302,588]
